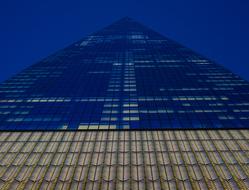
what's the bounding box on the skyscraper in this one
[0,17,248,189]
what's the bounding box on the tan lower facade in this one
[0,130,248,190]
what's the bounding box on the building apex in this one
[116,16,134,22]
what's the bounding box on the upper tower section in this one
[0,17,249,130]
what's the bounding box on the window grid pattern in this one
[0,17,249,130]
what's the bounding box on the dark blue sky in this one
[1,0,249,82]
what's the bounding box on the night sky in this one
[1,0,249,82]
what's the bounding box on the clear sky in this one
[1,0,249,82]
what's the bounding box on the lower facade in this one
[0,130,248,190]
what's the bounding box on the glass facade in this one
[0,17,249,130]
